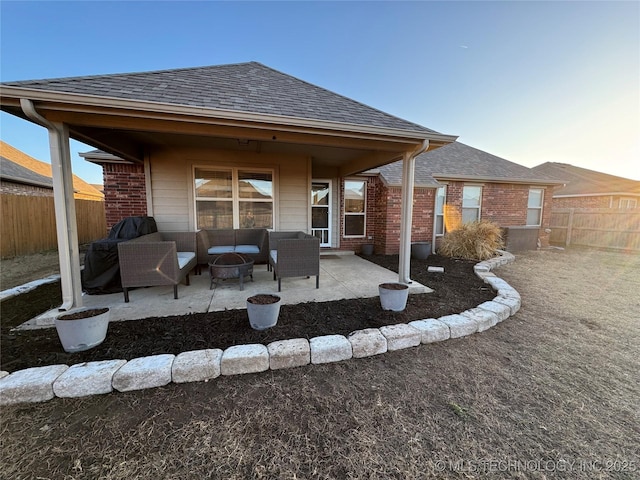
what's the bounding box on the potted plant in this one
[54,307,110,353]
[378,282,409,311]
[246,294,281,330]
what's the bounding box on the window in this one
[619,198,637,209]
[527,188,544,226]
[435,185,446,235]
[343,179,366,237]
[195,168,273,230]
[462,185,482,223]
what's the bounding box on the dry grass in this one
[438,220,504,261]
[1,247,639,479]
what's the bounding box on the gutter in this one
[431,174,565,186]
[19,98,82,311]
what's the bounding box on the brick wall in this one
[337,177,437,255]
[102,163,148,230]
[357,179,555,254]
[552,196,612,209]
[0,181,53,197]
[481,183,529,225]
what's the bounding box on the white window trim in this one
[462,185,483,223]
[435,185,447,236]
[193,165,275,230]
[343,178,367,238]
[526,187,544,226]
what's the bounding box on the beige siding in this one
[148,147,310,232]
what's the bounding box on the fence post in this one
[566,208,574,246]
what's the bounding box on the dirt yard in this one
[1,248,639,479]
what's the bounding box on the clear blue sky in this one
[1,1,638,184]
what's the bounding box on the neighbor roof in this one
[373,142,559,187]
[0,141,103,200]
[2,62,436,135]
[532,162,640,196]
[1,154,53,189]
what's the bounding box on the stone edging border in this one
[0,251,518,405]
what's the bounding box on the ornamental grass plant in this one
[438,220,504,261]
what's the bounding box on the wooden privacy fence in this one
[1,194,107,258]
[549,208,640,251]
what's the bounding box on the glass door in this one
[311,180,331,247]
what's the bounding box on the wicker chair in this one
[117,232,197,302]
[268,231,320,292]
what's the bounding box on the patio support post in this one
[398,140,429,284]
[20,99,83,311]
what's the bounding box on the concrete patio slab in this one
[19,254,432,330]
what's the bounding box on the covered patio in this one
[0,62,455,317]
[21,252,430,330]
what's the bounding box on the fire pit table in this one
[208,252,254,291]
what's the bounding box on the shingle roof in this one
[2,62,437,134]
[0,155,53,188]
[0,141,104,200]
[532,162,640,196]
[374,142,556,186]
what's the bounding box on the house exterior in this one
[1,62,457,309]
[532,162,640,209]
[0,141,103,200]
[361,142,561,253]
[83,141,559,254]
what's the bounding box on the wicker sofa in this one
[196,228,269,268]
[268,231,320,292]
[117,232,198,302]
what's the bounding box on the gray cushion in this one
[209,246,234,255]
[235,245,260,254]
[177,252,196,269]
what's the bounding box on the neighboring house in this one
[532,162,640,209]
[360,142,561,253]
[0,141,104,201]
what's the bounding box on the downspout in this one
[20,98,83,311]
[398,139,429,284]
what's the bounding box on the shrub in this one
[438,220,504,261]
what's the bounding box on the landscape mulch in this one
[0,254,494,372]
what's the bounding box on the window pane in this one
[196,201,233,229]
[528,189,543,208]
[435,216,444,235]
[462,208,479,224]
[527,208,541,226]
[345,180,365,213]
[436,186,446,213]
[312,183,329,206]
[462,186,481,207]
[195,169,232,198]
[345,215,365,236]
[238,201,273,229]
[238,171,273,199]
[312,207,329,229]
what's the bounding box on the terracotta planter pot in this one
[247,294,281,330]
[378,283,409,311]
[55,307,110,353]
